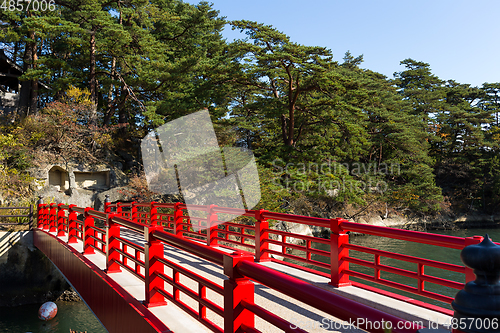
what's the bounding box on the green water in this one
[0,301,107,333]
[296,228,500,309]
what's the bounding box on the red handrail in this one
[340,221,466,249]
[39,200,486,332]
[104,201,488,310]
[236,260,422,333]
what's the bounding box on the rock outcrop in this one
[0,231,71,306]
[31,161,129,210]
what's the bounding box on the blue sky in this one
[184,0,500,87]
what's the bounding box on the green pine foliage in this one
[0,3,498,217]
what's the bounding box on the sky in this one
[184,0,500,87]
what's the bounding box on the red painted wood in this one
[237,260,422,333]
[224,252,255,333]
[330,218,351,287]
[33,229,172,333]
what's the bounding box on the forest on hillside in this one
[0,0,499,218]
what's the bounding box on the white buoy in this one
[38,301,58,321]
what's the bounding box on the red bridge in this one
[33,199,496,333]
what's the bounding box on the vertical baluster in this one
[83,207,95,255]
[123,243,128,268]
[144,224,167,307]
[306,240,311,262]
[174,202,183,237]
[207,204,218,247]
[173,268,179,301]
[49,203,57,232]
[417,263,424,293]
[116,201,122,216]
[223,252,255,333]
[199,284,206,321]
[57,203,65,237]
[329,218,350,287]
[106,213,121,273]
[68,205,77,243]
[282,235,287,254]
[150,202,158,226]
[255,209,269,262]
[131,202,138,223]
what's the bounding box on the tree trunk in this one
[89,27,98,125]
[104,57,116,126]
[287,106,295,146]
[117,86,129,133]
[17,35,34,120]
[29,36,38,115]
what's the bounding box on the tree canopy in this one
[0,2,499,216]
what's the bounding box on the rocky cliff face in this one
[0,231,71,306]
[31,160,130,210]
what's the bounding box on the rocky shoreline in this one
[352,212,500,232]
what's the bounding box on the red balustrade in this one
[101,200,495,315]
[37,199,498,332]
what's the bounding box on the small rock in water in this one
[57,290,81,302]
[38,301,57,321]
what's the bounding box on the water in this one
[0,301,107,333]
[293,227,500,309]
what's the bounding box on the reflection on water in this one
[288,228,500,309]
[0,301,107,333]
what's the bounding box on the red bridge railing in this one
[101,200,491,315]
[37,200,427,333]
[37,199,498,331]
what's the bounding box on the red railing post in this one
[44,204,50,229]
[329,218,350,287]
[57,203,65,236]
[207,204,218,247]
[144,224,167,308]
[464,235,484,283]
[68,205,78,244]
[174,202,184,237]
[131,201,138,223]
[36,196,44,229]
[106,213,121,273]
[150,202,159,226]
[224,251,255,333]
[116,202,122,216]
[49,203,57,232]
[83,207,95,255]
[255,209,270,262]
